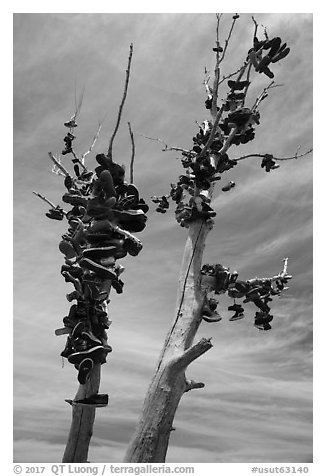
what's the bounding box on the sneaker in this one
[202,312,222,323]
[61,263,83,279]
[227,79,250,90]
[123,238,143,256]
[132,198,149,214]
[64,119,78,129]
[71,321,85,339]
[116,215,147,233]
[77,358,94,384]
[228,303,244,313]
[254,311,273,326]
[69,393,109,407]
[60,336,74,358]
[98,170,117,198]
[255,322,272,331]
[256,54,272,71]
[62,193,88,208]
[229,311,245,321]
[45,207,64,221]
[59,239,77,259]
[243,288,261,302]
[266,37,282,57]
[271,47,290,63]
[261,66,274,79]
[111,278,124,294]
[117,195,138,210]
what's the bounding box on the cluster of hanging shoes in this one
[151,33,286,228]
[200,262,292,330]
[248,36,290,79]
[45,120,149,405]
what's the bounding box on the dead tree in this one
[34,44,150,463]
[124,14,311,463]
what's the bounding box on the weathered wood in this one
[124,220,213,463]
[62,363,101,463]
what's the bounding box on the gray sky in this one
[13,12,312,463]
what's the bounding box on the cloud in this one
[13,13,312,463]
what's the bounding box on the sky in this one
[13,12,313,464]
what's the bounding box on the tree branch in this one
[33,191,57,209]
[251,81,283,112]
[233,148,313,163]
[184,379,205,393]
[48,152,71,177]
[211,13,223,117]
[218,63,247,86]
[252,15,259,38]
[137,133,193,154]
[219,13,239,63]
[128,122,136,183]
[246,257,292,286]
[81,122,103,164]
[174,337,213,368]
[107,43,133,159]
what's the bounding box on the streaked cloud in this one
[13,13,312,463]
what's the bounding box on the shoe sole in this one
[79,258,117,280]
[68,346,111,365]
[202,316,222,323]
[229,315,245,321]
[83,246,119,260]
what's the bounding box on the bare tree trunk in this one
[62,364,101,462]
[124,219,213,463]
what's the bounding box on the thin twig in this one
[128,122,136,183]
[33,191,57,209]
[218,63,247,86]
[220,14,239,63]
[252,16,258,38]
[252,82,284,112]
[211,13,223,118]
[137,133,193,154]
[107,43,133,159]
[51,165,66,177]
[240,18,258,107]
[48,152,70,177]
[241,62,253,106]
[233,148,313,163]
[81,122,103,163]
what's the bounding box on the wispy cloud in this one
[13,13,312,463]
